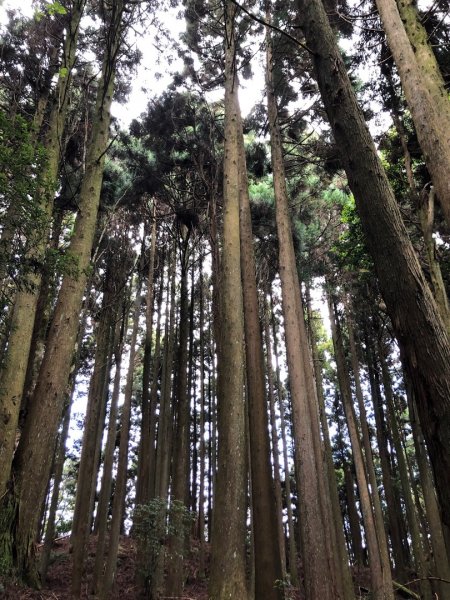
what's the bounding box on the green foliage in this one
[35,1,67,21]
[331,194,373,276]
[133,499,195,583]
[0,111,49,299]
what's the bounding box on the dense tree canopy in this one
[0,0,449,598]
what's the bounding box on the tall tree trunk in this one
[328,295,394,600]
[375,0,450,226]
[404,379,450,598]
[97,275,142,600]
[166,236,191,598]
[238,103,284,598]
[2,6,125,579]
[270,300,299,587]
[306,286,354,595]
[266,21,347,598]
[39,387,73,580]
[136,208,157,507]
[264,303,288,581]
[70,265,117,595]
[345,301,405,574]
[208,5,248,597]
[0,0,85,499]
[344,463,364,566]
[92,301,128,594]
[377,338,433,600]
[296,0,450,532]
[366,350,409,579]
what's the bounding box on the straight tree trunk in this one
[344,463,364,566]
[92,302,128,594]
[4,5,125,577]
[266,21,348,598]
[270,302,299,587]
[306,286,354,595]
[238,101,284,599]
[296,0,450,533]
[264,304,288,581]
[166,236,191,598]
[97,275,142,600]
[377,338,433,600]
[135,209,157,507]
[345,303,396,568]
[70,264,117,594]
[366,352,409,579]
[208,5,248,597]
[328,295,394,600]
[405,381,450,599]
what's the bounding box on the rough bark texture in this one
[166,240,191,598]
[296,0,450,535]
[0,0,85,498]
[3,6,123,578]
[238,104,284,599]
[208,5,248,597]
[329,296,394,600]
[266,23,347,600]
[98,277,142,600]
[306,287,354,596]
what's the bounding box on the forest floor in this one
[1,535,378,599]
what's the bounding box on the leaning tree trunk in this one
[0,0,85,499]
[208,4,248,598]
[296,0,450,538]
[1,4,126,581]
[375,0,450,226]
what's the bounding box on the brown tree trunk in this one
[266,22,347,598]
[97,275,142,600]
[328,295,394,600]
[0,0,85,499]
[306,286,354,595]
[377,338,433,600]
[70,265,117,595]
[366,350,409,579]
[166,235,191,598]
[264,304,288,581]
[208,5,248,597]
[135,209,157,507]
[92,301,128,594]
[238,103,284,598]
[296,0,450,533]
[270,296,299,587]
[375,0,450,226]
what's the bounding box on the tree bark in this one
[238,100,284,598]
[328,295,394,600]
[208,5,248,597]
[375,0,450,226]
[266,21,348,598]
[296,0,450,540]
[0,0,85,498]
[97,275,142,600]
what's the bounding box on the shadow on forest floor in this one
[0,536,384,599]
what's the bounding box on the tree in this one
[295,0,450,541]
[208,4,248,598]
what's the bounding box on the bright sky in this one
[0,0,263,126]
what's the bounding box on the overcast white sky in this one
[0,0,263,125]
